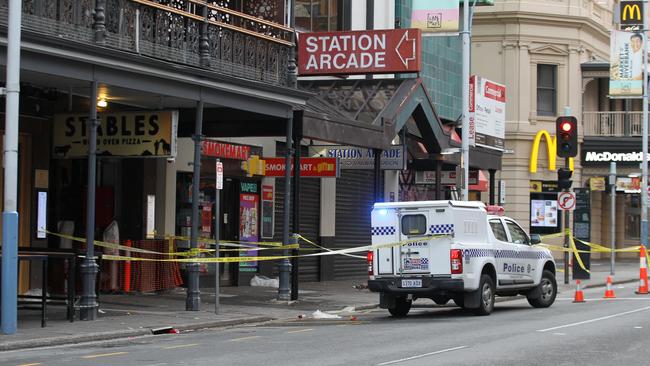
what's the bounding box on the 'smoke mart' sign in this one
[53,110,177,158]
[298,29,422,76]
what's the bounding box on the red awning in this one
[469,170,488,192]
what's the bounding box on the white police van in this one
[367,200,557,317]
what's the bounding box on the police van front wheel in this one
[527,270,557,308]
[388,297,412,317]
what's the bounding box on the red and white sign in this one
[202,140,251,160]
[264,157,339,178]
[469,75,506,150]
[298,29,422,76]
[557,191,576,211]
[262,185,274,201]
[215,161,223,190]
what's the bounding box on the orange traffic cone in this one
[635,246,649,295]
[603,275,616,299]
[573,280,585,303]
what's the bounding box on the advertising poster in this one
[530,199,558,228]
[411,0,459,34]
[469,75,506,150]
[261,185,275,239]
[609,29,643,97]
[239,193,259,272]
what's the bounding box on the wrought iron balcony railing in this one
[583,112,642,137]
[0,0,293,87]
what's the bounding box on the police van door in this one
[397,211,433,275]
[503,219,535,284]
[489,218,515,287]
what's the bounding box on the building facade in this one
[471,0,613,249]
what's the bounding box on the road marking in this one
[17,363,42,366]
[287,328,313,334]
[376,346,468,366]
[635,326,643,329]
[557,297,650,301]
[336,324,348,327]
[230,335,261,342]
[553,332,566,336]
[163,343,199,350]
[537,306,650,332]
[81,351,129,359]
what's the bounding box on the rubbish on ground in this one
[250,275,279,288]
[312,310,341,319]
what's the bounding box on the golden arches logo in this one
[622,4,642,21]
[530,130,574,173]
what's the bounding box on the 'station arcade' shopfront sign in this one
[53,110,178,158]
[298,29,422,75]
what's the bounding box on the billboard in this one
[469,75,506,150]
[298,29,421,76]
[609,29,644,97]
[411,0,459,34]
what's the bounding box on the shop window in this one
[401,214,426,236]
[625,194,641,240]
[537,64,557,116]
[296,0,340,32]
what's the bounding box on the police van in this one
[367,200,557,317]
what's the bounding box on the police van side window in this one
[506,220,529,245]
[401,215,426,236]
[489,219,508,242]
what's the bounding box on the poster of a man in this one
[630,33,643,80]
[610,29,644,96]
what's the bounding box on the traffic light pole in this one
[564,158,570,285]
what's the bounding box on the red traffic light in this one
[560,122,572,132]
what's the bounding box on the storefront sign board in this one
[414,170,478,185]
[53,110,178,158]
[298,29,422,75]
[239,192,259,272]
[309,145,404,170]
[469,75,506,150]
[202,140,251,160]
[264,157,339,177]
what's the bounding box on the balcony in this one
[0,0,293,87]
[582,112,642,137]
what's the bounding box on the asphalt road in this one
[4,283,650,366]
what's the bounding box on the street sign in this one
[297,29,422,76]
[264,157,340,178]
[557,191,576,211]
[215,161,223,190]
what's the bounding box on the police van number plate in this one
[401,279,422,288]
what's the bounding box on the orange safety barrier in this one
[635,246,649,295]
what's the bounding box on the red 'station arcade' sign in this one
[298,29,422,76]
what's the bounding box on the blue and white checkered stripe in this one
[463,248,552,260]
[429,224,454,235]
[371,226,396,236]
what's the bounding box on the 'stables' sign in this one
[53,110,178,158]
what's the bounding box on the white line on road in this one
[230,335,261,342]
[556,297,650,301]
[286,328,314,334]
[163,343,200,350]
[81,351,129,359]
[537,306,650,332]
[376,346,468,366]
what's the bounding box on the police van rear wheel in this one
[473,274,495,316]
[388,297,411,317]
[527,270,557,308]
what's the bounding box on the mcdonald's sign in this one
[530,130,574,173]
[620,1,644,28]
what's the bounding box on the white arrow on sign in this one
[396,30,416,68]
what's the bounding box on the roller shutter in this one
[333,169,379,279]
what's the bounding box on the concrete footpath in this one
[0,259,644,351]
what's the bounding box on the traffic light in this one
[557,168,573,190]
[556,116,578,158]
